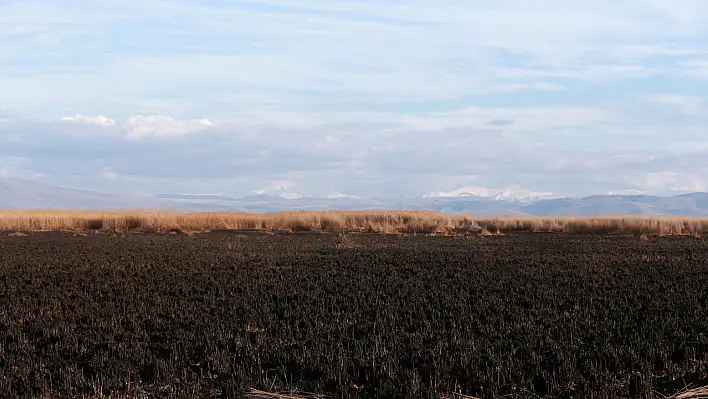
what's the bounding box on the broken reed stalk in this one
[246,386,708,399]
[245,388,332,398]
[666,385,708,398]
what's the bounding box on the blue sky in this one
[2,0,708,198]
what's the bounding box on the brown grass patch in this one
[335,233,361,249]
[639,233,653,241]
[1,210,708,236]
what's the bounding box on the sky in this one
[1,0,708,198]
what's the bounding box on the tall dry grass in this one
[471,215,708,236]
[0,210,457,234]
[1,210,708,236]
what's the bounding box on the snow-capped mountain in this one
[325,193,362,199]
[423,185,556,203]
[251,184,303,200]
[605,189,648,196]
[6,178,708,216]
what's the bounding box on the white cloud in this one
[61,114,115,126]
[102,171,119,179]
[56,114,215,139]
[124,115,213,139]
[252,181,302,199]
[641,171,708,193]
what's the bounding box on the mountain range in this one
[3,178,708,216]
[423,185,556,202]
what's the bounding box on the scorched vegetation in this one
[1,231,707,398]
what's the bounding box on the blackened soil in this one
[1,232,708,398]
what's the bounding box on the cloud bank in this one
[2,112,708,198]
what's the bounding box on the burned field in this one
[1,232,708,398]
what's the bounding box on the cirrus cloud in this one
[1,110,708,199]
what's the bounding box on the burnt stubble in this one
[1,232,707,398]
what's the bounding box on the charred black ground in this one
[1,232,707,398]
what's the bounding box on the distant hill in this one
[3,178,708,216]
[0,178,167,209]
[520,194,708,216]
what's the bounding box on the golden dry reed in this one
[1,210,708,236]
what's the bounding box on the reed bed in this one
[1,210,708,236]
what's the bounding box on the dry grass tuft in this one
[664,385,708,398]
[245,388,332,398]
[335,233,360,249]
[246,389,482,399]
[2,210,708,236]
